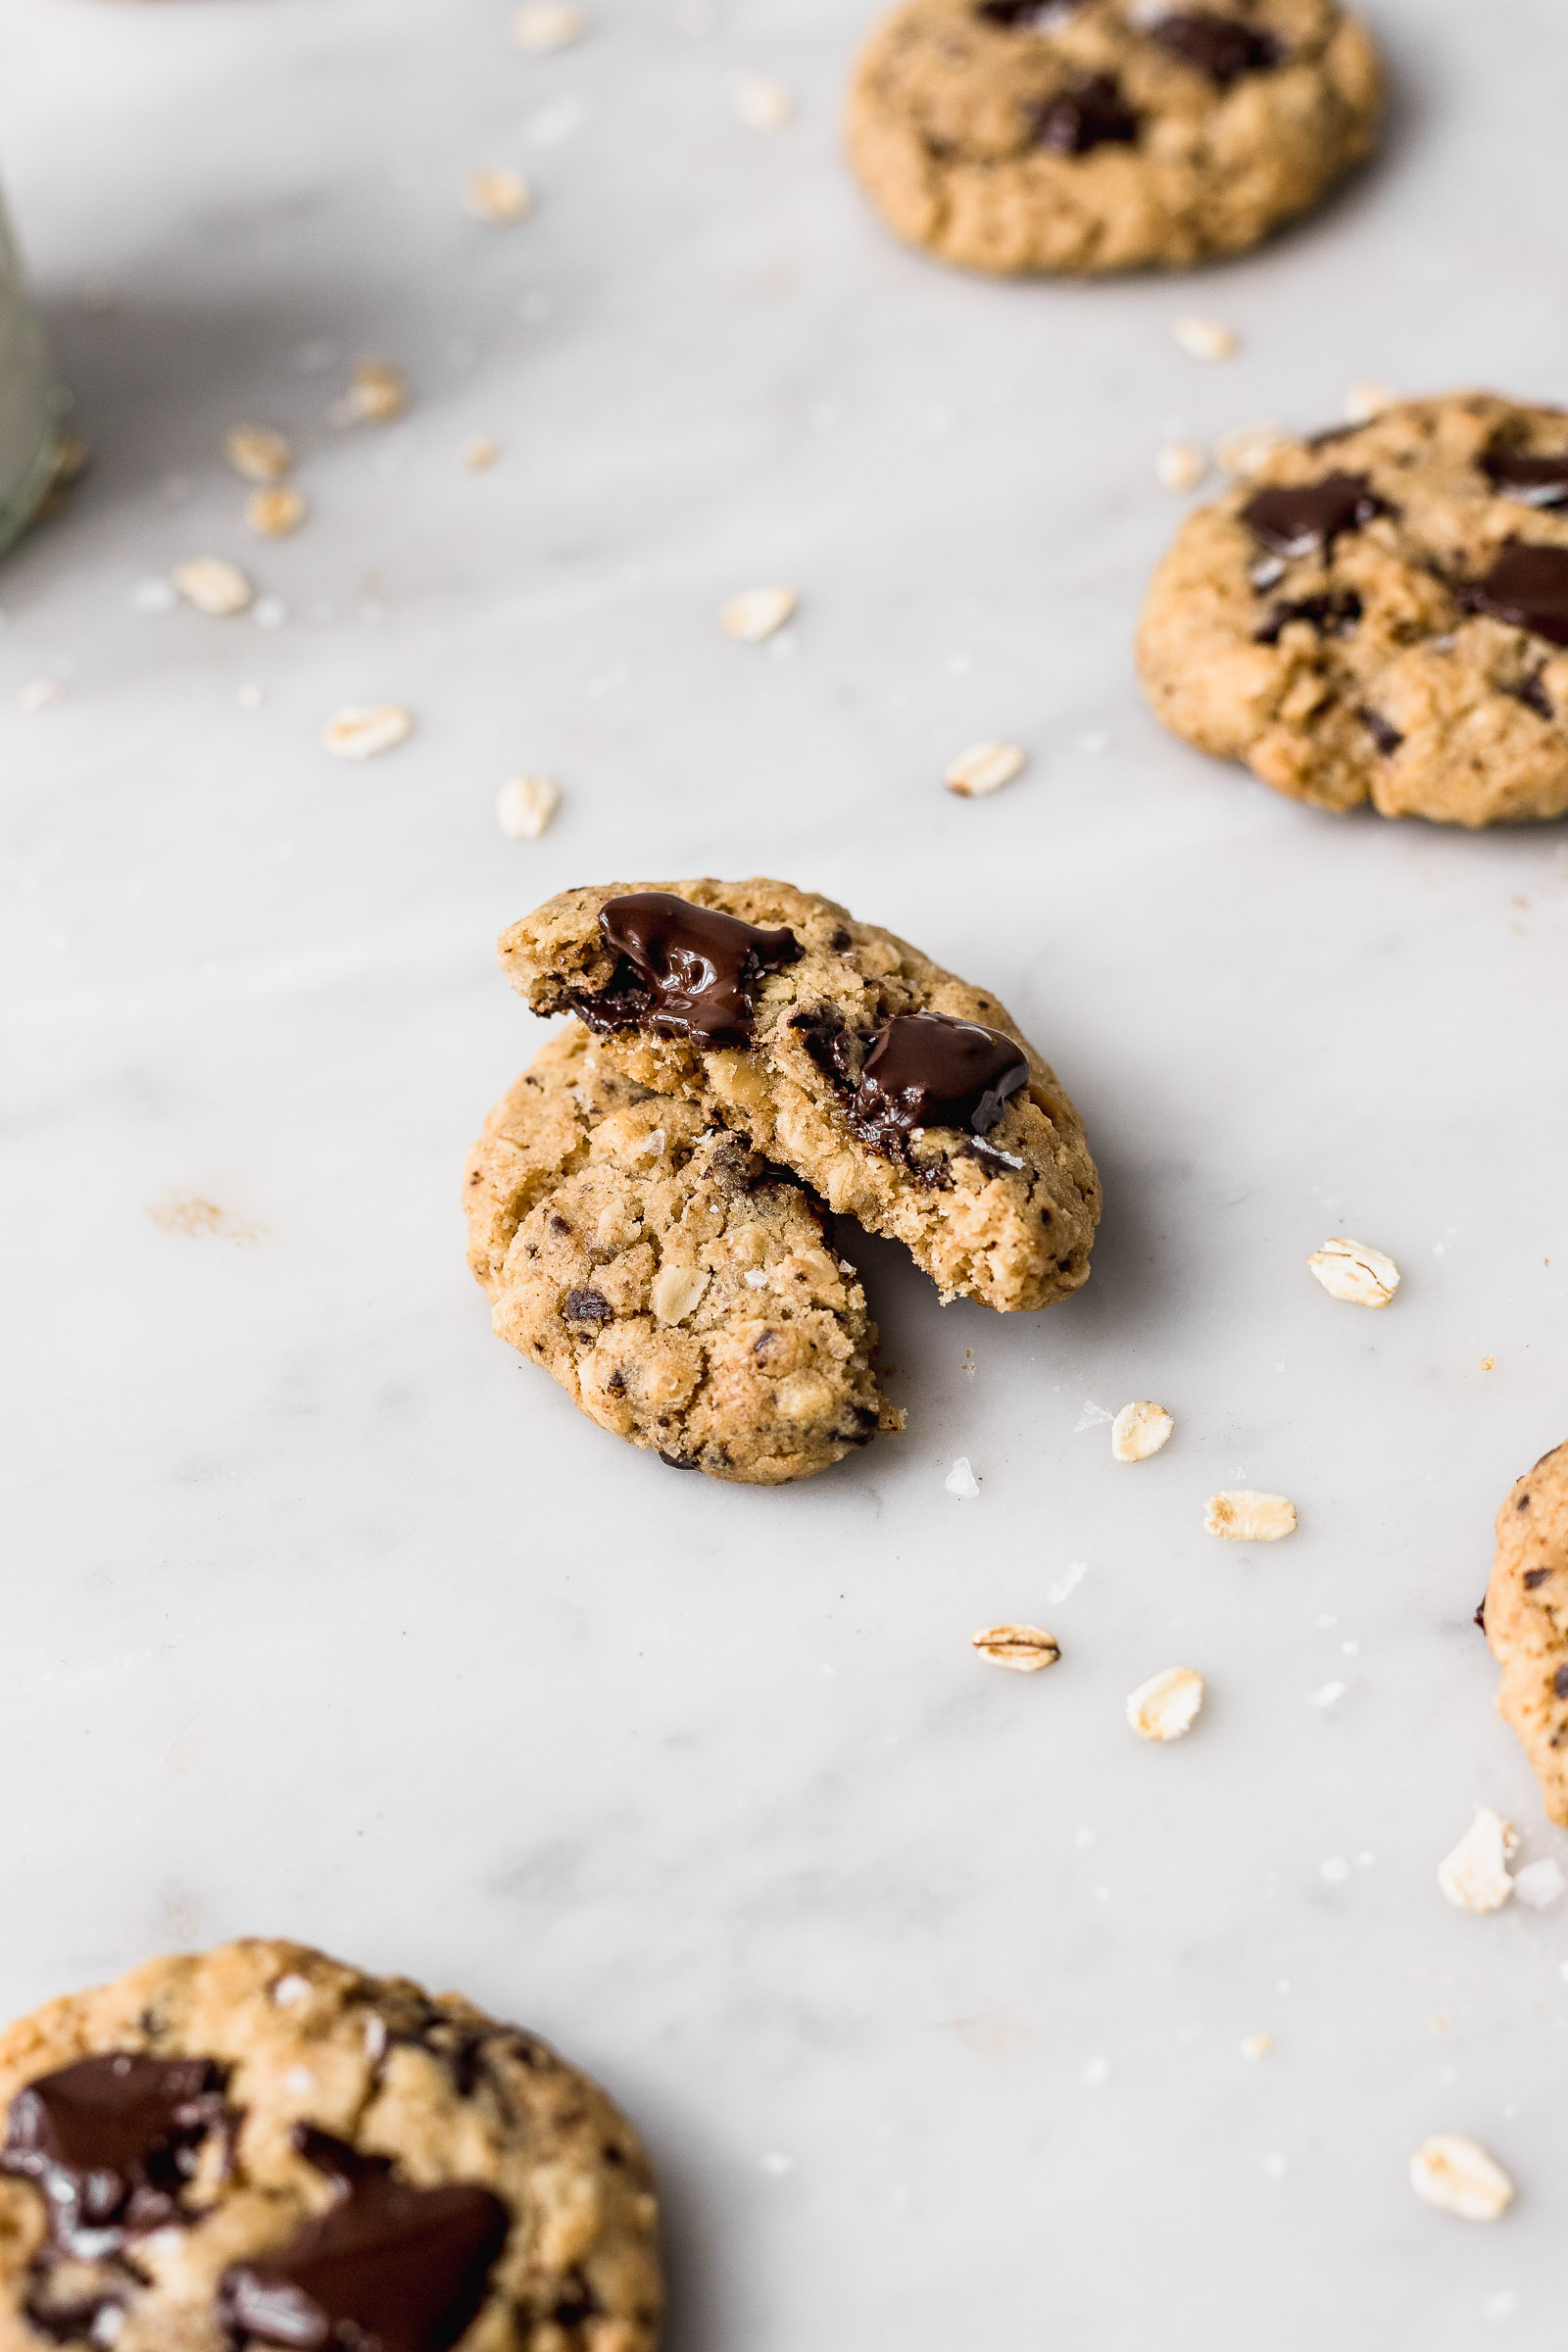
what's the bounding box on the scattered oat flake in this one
[1216,421,1284,478]
[1409,2136,1514,2224]
[721,584,796,642]
[512,0,588,49]
[1512,1858,1566,1911]
[245,485,308,539]
[1111,1400,1173,1463]
[971,1625,1060,1674]
[1127,1666,1204,1742]
[147,1196,261,1243]
[1172,317,1238,362]
[16,677,63,712]
[465,168,533,224]
[651,1264,709,1324]
[732,73,795,128]
[464,436,501,470]
[945,1456,980,1500]
[1241,2034,1274,2061]
[321,704,415,761]
[1155,440,1205,493]
[173,557,254,616]
[1345,379,1397,424]
[1205,1490,1297,1542]
[1479,1355,1497,1372]
[945,740,1026,798]
[1438,1808,1520,1914]
[1308,1236,1400,1307]
[224,424,293,483]
[496,773,560,840]
[330,359,408,428]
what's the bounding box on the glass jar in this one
[0,186,62,558]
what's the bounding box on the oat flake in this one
[651,1264,709,1324]
[1204,1491,1297,1542]
[720,584,796,642]
[732,73,795,129]
[945,740,1026,798]
[971,1625,1061,1674]
[1126,1666,1205,1741]
[1409,2135,1514,2223]
[1155,440,1205,493]
[321,704,415,761]
[1308,1236,1400,1307]
[496,774,560,840]
[465,168,533,224]
[224,424,293,483]
[172,557,254,616]
[512,1,588,50]
[1111,1400,1173,1463]
[245,486,308,539]
[1172,317,1238,362]
[330,359,409,428]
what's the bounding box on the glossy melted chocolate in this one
[851,1014,1027,1152]
[1464,542,1568,647]
[1242,473,1386,560]
[590,893,802,1047]
[219,2128,510,2352]
[0,2053,231,2257]
[1482,443,1568,511]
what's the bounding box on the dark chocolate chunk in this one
[1525,1568,1554,1589]
[1,2054,231,2259]
[219,2128,508,2352]
[977,0,1082,24]
[1463,541,1568,646]
[1034,74,1139,155]
[1149,12,1283,85]
[1357,708,1403,757]
[564,1288,613,1328]
[659,1449,702,1470]
[788,1004,863,1095]
[588,894,802,1048]
[1482,442,1568,511]
[1514,668,1554,720]
[1556,1663,1568,1701]
[850,1014,1027,1155]
[1253,589,1362,646]
[1242,474,1387,560]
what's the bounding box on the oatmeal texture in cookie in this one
[1139,392,1568,825]
[466,1022,899,1484]
[1485,1440,1568,1826]
[0,1937,662,2352]
[495,880,1101,1314]
[846,0,1381,276]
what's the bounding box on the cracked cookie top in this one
[1138,392,1568,827]
[496,880,1100,1315]
[846,0,1381,275]
[0,1939,662,2352]
[466,1024,899,1485]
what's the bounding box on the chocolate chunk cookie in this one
[846,0,1382,276]
[1138,392,1568,825]
[1484,1441,1568,1826]
[466,1022,900,1484]
[495,881,1101,1314]
[0,1937,662,2352]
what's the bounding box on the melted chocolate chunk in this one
[1,2054,231,2258]
[977,0,1082,23]
[1482,443,1568,511]
[1035,74,1140,155]
[850,1014,1027,1156]
[1463,542,1568,646]
[1253,589,1362,646]
[1356,708,1403,757]
[1149,12,1283,84]
[788,1004,863,1095]
[1242,474,1387,560]
[585,894,801,1048]
[564,1288,613,1328]
[219,2129,509,2352]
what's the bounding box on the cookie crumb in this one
[1512,1858,1566,1912]
[1215,422,1284,477]
[1345,379,1397,424]
[16,676,64,712]
[512,1,588,49]
[464,435,501,470]
[1204,1491,1297,1542]
[224,424,293,483]
[1111,1400,1173,1463]
[1308,1236,1400,1307]
[945,1456,980,1500]
[147,1196,261,1243]
[244,485,308,539]
[1155,440,1205,493]
[944,740,1026,798]
[172,557,254,616]
[465,168,534,224]
[1438,1808,1519,1914]
[1240,2033,1274,2061]
[720,584,796,642]
[330,359,409,427]
[1172,317,1238,362]
[497,773,561,840]
[732,73,795,128]
[1409,2135,1514,2223]
[1127,1666,1204,1741]
[321,704,415,760]
[971,1624,1060,1673]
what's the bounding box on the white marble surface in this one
[3,0,1568,2341]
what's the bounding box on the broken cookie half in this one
[465,1022,901,1485]
[496,877,1101,1312]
